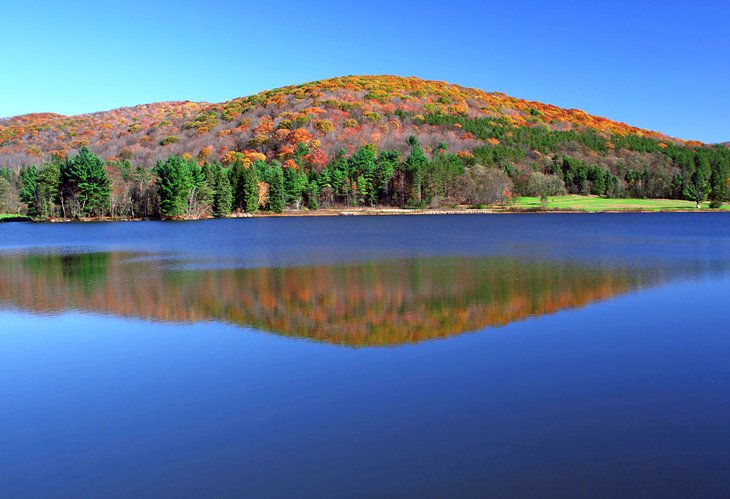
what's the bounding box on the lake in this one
[1,214,729,497]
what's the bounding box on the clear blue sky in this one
[1,0,728,142]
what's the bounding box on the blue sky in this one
[1,0,728,142]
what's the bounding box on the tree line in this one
[1,132,728,219]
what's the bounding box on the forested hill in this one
[0,75,728,218]
[0,75,697,167]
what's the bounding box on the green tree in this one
[283,166,308,209]
[60,147,110,217]
[266,163,285,213]
[230,160,260,212]
[404,136,427,207]
[0,177,10,212]
[376,150,400,201]
[211,163,233,217]
[243,164,260,212]
[684,153,711,209]
[305,180,319,210]
[186,159,209,216]
[19,166,40,217]
[229,161,246,211]
[201,163,218,208]
[18,163,58,218]
[38,161,61,217]
[426,150,464,203]
[322,149,351,204]
[709,155,729,206]
[155,156,193,217]
[349,145,377,205]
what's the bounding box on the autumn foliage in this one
[0,252,666,347]
[2,75,728,215]
[0,75,685,169]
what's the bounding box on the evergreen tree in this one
[211,164,233,217]
[19,166,40,218]
[186,159,208,216]
[0,177,10,212]
[376,150,400,201]
[60,147,110,217]
[242,164,260,213]
[230,160,260,212]
[38,161,60,217]
[267,163,285,213]
[709,156,729,204]
[229,161,246,211]
[349,145,377,205]
[305,180,319,210]
[322,149,351,204]
[283,165,308,209]
[404,136,427,207]
[684,153,711,209]
[201,163,217,208]
[155,156,193,217]
[426,150,464,201]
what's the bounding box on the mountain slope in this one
[0,75,696,169]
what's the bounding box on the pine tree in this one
[404,136,427,207]
[211,164,233,217]
[242,164,260,213]
[376,150,400,202]
[60,147,110,217]
[155,156,193,217]
[283,165,308,209]
[267,164,285,213]
[19,166,40,218]
[349,145,377,205]
[684,153,711,209]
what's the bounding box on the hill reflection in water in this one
[0,252,668,346]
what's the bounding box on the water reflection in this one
[0,251,685,346]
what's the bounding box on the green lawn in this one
[511,195,730,212]
[0,213,30,221]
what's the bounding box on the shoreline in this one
[4,205,728,223]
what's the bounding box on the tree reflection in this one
[0,252,662,346]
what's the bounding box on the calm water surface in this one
[1,214,729,497]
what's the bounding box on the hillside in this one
[1,75,728,218]
[0,75,695,167]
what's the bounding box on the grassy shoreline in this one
[2,196,728,222]
[510,195,730,212]
[0,214,32,222]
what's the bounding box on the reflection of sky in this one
[2,276,730,497]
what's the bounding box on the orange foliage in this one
[304,148,328,170]
[221,151,246,166]
[197,145,214,161]
[243,150,266,164]
[277,145,295,159]
[287,127,313,145]
[0,75,692,170]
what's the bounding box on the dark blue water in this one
[1,214,729,497]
